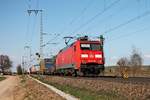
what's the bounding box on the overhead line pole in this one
[24,46,32,71]
[27,9,43,59]
[22,56,24,75]
[40,10,43,59]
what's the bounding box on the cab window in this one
[80,44,90,50]
[80,43,101,51]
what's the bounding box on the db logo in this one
[89,54,94,58]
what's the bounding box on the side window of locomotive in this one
[80,44,90,50]
[91,44,101,50]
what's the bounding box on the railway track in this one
[37,74,150,85]
[83,76,150,85]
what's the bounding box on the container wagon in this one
[40,58,55,74]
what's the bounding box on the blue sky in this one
[0,0,150,71]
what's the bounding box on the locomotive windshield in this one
[80,43,101,50]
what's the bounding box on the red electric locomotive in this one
[56,36,105,76]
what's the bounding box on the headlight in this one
[81,54,88,58]
[95,54,102,58]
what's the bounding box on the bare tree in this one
[116,47,143,77]
[130,48,143,76]
[116,57,129,77]
[117,57,129,67]
[0,55,12,74]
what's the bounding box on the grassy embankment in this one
[32,75,125,100]
[18,75,66,100]
[0,76,6,81]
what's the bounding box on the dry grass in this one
[105,66,150,77]
[13,75,65,100]
[33,75,150,100]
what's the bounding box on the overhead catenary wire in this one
[24,0,33,71]
[42,33,60,47]
[25,0,150,56]
[36,0,39,9]
[69,0,94,26]
[30,15,38,43]
[25,0,31,9]
[24,0,42,67]
[51,0,121,48]
[61,0,94,36]
[31,0,39,43]
[84,0,129,33]
[103,10,150,35]
[103,0,150,43]
[24,14,31,45]
[26,0,44,57]
[48,0,94,47]
[50,0,121,53]
[24,0,31,45]
[24,0,34,44]
[71,0,121,35]
[30,0,40,43]
[106,26,150,43]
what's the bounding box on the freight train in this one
[40,58,55,74]
[29,64,40,74]
[30,36,105,76]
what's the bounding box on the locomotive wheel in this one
[83,71,89,76]
[72,70,77,77]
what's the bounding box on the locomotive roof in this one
[58,40,101,53]
[59,42,75,53]
[79,40,100,43]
